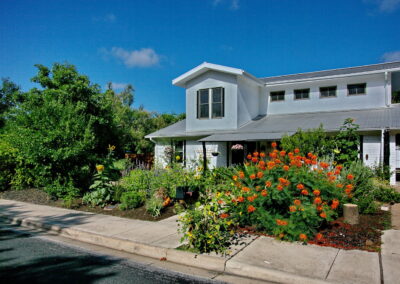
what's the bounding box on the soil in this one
[309,211,391,252]
[0,188,176,222]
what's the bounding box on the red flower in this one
[249,174,256,180]
[251,157,258,163]
[280,150,286,157]
[283,165,289,171]
[261,189,268,197]
[294,148,300,154]
[247,205,256,213]
[347,174,354,180]
[315,233,323,241]
[247,154,252,160]
[260,152,266,158]
[320,212,327,218]
[257,171,264,179]
[271,142,277,148]
[296,184,304,190]
[220,213,229,219]
[313,197,322,204]
[242,186,250,192]
[237,196,245,203]
[239,171,245,179]
[331,199,339,210]
[265,181,272,187]
[313,189,320,196]
[301,189,309,195]
[253,151,259,157]
[277,185,284,191]
[299,234,307,241]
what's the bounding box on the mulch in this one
[0,188,176,222]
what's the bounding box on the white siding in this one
[389,133,397,184]
[185,140,227,169]
[237,76,262,127]
[267,73,387,115]
[363,135,381,168]
[154,141,169,168]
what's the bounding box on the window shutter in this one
[196,90,199,118]
[222,88,225,117]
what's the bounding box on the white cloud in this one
[107,47,161,68]
[230,0,239,10]
[382,51,400,62]
[364,0,400,12]
[110,82,128,90]
[93,13,117,23]
[212,0,239,10]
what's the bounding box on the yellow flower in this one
[176,155,181,161]
[108,144,116,151]
[96,164,105,172]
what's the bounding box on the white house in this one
[146,61,400,185]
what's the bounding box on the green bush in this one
[82,166,114,207]
[145,197,164,217]
[120,190,146,210]
[0,137,17,190]
[44,179,80,201]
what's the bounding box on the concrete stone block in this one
[343,203,359,225]
[166,249,226,272]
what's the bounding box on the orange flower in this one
[296,184,304,190]
[347,174,354,180]
[257,171,264,179]
[220,213,229,219]
[249,174,256,180]
[253,151,259,157]
[331,199,339,210]
[299,234,307,241]
[289,205,296,212]
[315,233,323,241]
[218,200,224,205]
[336,165,343,170]
[278,233,285,239]
[334,169,341,175]
[294,148,300,154]
[276,219,288,226]
[327,171,333,177]
[271,142,277,148]
[320,162,329,169]
[305,159,311,165]
[320,212,327,218]
[294,199,301,205]
[232,175,238,181]
[237,196,245,203]
[265,181,272,187]
[267,161,276,169]
[255,186,261,191]
[301,189,309,195]
[225,191,231,196]
[345,184,354,190]
[242,186,250,192]
[313,197,322,204]
[336,183,343,188]
[247,154,252,160]
[329,175,336,181]
[316,205,323,211]
[251,157,258,163]
[259,161,266,167]
[269,152,277,159]
[307,152,313,158]
[260,152,266,158]
[313,189,320,196]
[277,184,284,191]
[239,171,245,179]
[261,189,268,197]
[283,165,289,171]
[280,150,286,157]
[247,205,256,213]
[345,188,352,194]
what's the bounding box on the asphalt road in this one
[0,222,219,284]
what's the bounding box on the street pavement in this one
[1,199,399,283]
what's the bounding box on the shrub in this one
[120,190,146,210]
[332,118,360,165]
[179,143,351,252]
[0,136,17,190]
[44,179,80,201]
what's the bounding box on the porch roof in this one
[145,105,400,140]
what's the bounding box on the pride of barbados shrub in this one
[180,143,356,252]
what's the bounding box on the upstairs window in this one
[270,91,285,102]
[294,88,310,100]
[348,83,366,95]
[320,86,337,98]
[197,87,224,119]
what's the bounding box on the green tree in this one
[0,78,22,128]
[5,63,118,189]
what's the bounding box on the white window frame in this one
[197,87,224,119]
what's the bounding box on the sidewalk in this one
[0,199,398,284]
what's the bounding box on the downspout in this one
[381,129,385,165]
[202,141,207,174]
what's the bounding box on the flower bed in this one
[179,143,357,253]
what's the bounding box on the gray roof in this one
[146,105,400,141]
[261,61,400,84]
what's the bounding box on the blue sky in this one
[0,0,399,114]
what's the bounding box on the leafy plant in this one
[145,197,163,217]
[120,190,146,210]
[333,118,360,165]
[82,165,114,207]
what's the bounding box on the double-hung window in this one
[320,86,337,98]
[294,88,310,100]
[347,83,366,95]
[197,87,224,119]
[270,91,285,102]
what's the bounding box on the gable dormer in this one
[173,62,264,132]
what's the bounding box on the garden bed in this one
[0,188,176,221]
[237,210,391,252]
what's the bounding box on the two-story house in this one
[146,61,400,185]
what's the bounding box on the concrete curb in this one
[0,213,332,283]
